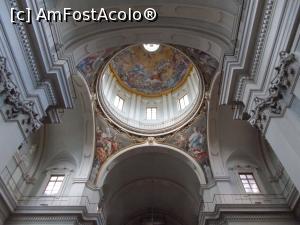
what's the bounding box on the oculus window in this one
[143,43,160,52]
[179,95,189,110]
[114,95,124,111]
[239,173,260,193]
[146,107,157,120]
[44,175,64,195]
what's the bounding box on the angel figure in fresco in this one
[110,135,118,155]
[188,127,208,161]
[174,133,187,150]
[76,53,100,85]
[188,127,203,151]
[95,127,119,160]
[96,146,107,165]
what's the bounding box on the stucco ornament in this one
[248,51,298,132]
[0,56,41,136]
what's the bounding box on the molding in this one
[2,0,75,124]
[206,212,298,225]
[200,205,295,225]
[221,0,300,109]
[7,214,97,225]
[233,0,275,103]
[6,0,56,106]
[220,0,264,104]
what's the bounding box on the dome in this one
[109,44,192,97]
[97,44,204,136]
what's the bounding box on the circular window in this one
[143,43,160,52]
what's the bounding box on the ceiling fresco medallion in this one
[109,44,193,97]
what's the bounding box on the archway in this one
[97,144,206,225]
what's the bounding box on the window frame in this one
[43,175,65,196]
[114,95,124,111]
[178,94,189,110]
[239,172,260,194]
[146,107,157,120]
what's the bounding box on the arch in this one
[66,27,226,63]
[207,72,228,177]
[97,143,205,225]
[44,150,78,171]
[71,74,96,179]
[226,150,259,169]
[96,143,207,188]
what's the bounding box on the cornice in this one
[3,0,75,124]
[200,204,294,225]
[233,0,275,103]
[220,0,264,105]
[7,0,57,107]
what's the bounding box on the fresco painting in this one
[76,45,219,90]
[76,47,122,86]
[89,116,135,185]
[163,113,213,182]
[86,44,217,186]
[178,46,219,85]
[89,112,214,186]
[109,45,192,96]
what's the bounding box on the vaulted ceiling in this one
[45,0,242,68]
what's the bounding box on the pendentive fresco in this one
[88,110,213,186]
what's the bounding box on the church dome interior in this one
[0,1,300,225]
[98,44,204,135]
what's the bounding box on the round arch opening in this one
[95,144,206,225]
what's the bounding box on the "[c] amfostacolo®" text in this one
[10,8,158,23]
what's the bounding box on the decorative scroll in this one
[248,51,298,132]
[0,56,41,135]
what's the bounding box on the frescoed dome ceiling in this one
[109,44,193,97]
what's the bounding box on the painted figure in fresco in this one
[91,126,119,184]
[76,47,119,87]
[188,127,204,151]
[110,45,192,96]
[174,133,187,149]
[188,127,208,161]
[95,127,118,162]
[76,54,99,84]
